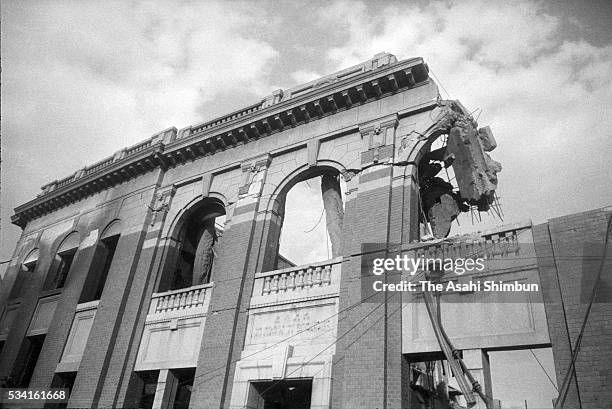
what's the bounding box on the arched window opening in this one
[276,169,346,269]
[9,249,39,299]
[159,198,226,292]
[44,232,79,291]
[79,223,121,304]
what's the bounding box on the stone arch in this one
[43,231,80,290]
[78,220,123,303]
[100,219,122,240]
[55,231,80,254]
[157,196,226,291]
[8,248,40,299]
[262,162,347,270]
[263,160,348,213]
[21,248,40,269]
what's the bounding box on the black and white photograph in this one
[0,1,610,408]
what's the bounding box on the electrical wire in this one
[554,214,612,409]
[303,208,325,233]
[191,236,512,390]
[191,265,434,390]
[190,276,411,388]
[529,349,558,392]
[429,69,451,99]
[254,291,401,404]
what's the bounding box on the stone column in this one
[321,173,344,257]
[152,369,179,409]
[28,226,103,389]
[189,154,272,409]
[331,116,411,409]
[67,173,170,408]
[462,349,493,409]
[0,232,49,380]
[98,183,177,408]
[192,220,217,286]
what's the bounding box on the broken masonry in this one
[411,100,502,238]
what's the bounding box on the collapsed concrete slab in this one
[446,122,501,211]
[397,100,502,237]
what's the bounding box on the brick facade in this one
[1,52,609,409]
[534,207,612,409]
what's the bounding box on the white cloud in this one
[1,1,280,259]
[291,69,322,85]
[2,0,611,267]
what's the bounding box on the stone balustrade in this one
[189,102,262,136]
[84,156,115,176]
[137,283,212,371]
[149,283,212,315]
[251,258,342,307]
[411,221,530,261]
[261,264,332,295]
[55,174,77,188]
[125,139,152,155]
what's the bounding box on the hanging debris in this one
[446,123,501,211]
[397,99,502,238]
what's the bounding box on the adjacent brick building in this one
[0,52,609,409]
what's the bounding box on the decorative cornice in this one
[12,54,430,228]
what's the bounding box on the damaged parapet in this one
[397,100,502,238]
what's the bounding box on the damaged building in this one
[0,53,610,409]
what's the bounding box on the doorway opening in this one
[247,378,312,409]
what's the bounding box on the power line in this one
[192,267,431,389]
[303,208,325,233]
[191,277,404,387]
[554,214,612,409]
[429,68,451,98]
[530,349,558,391]
[255,291,400,403]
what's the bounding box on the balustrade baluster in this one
[314,267,322,285]
[296,270,304,288]
[263,276,271,294]
[288,272,296,290]
[322,266,331,284]
[279,273,287,291]
[160,296,168,312]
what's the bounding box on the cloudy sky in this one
[1,1,611,406]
